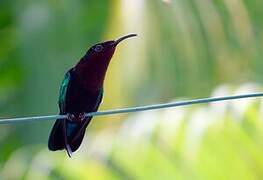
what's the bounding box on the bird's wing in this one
[58,69,72,114]
[48,69,72,152]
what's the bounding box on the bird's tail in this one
[48,118,91,156]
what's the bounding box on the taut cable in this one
[0,92,263,125]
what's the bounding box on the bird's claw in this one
[67,114,75,121]
[66,113,85,122]
[78,112,86,122]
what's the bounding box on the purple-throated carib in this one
[48,34,137,157]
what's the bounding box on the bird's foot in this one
[67,114,75,122]
[66,113,86,122]
[77,112,86,122]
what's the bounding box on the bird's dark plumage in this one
[48,34,137,156]
[48,69,103,155]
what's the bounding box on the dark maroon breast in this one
[64,71,102,115]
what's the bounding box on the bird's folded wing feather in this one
[58,69,72,114]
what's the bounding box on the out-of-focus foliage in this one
[0,0,263,179]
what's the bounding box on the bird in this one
[48,34,137,157]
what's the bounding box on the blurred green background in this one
[1,0,263,179]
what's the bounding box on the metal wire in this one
[0,92,263,125]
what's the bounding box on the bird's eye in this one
[94,45,103,52]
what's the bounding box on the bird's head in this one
[85,33,137,61]
[75,33,137,89]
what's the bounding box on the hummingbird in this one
[48,34,137,157]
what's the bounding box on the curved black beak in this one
[113,33,137,46]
